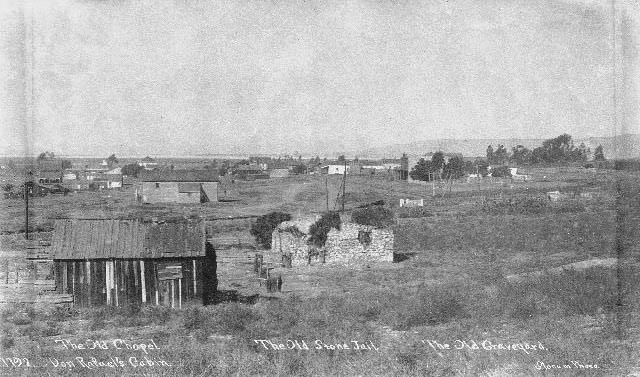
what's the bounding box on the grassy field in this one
[0,167,638,376]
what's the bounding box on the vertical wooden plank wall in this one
[140,261,146,303]
[54,258,204,308]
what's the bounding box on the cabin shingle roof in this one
[51,219,205,259]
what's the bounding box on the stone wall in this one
[271,222,394,267]
[271,230,309,267]
[324,224,394,266]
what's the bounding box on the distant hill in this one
[357,134,640,160]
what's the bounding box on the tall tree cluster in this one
[409,152,466,181]
[486,134,601,165]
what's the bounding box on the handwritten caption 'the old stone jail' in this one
[254,339,379,351]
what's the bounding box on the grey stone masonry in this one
[271,218,394,267]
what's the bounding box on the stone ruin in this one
[271,216,394,267]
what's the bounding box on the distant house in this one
[138,170,219,204]
[62,172,77,181]
[37,170,62,184]
[36,160,63,184]
[139,156,158,170]
[104,167,123,188]
[269,168,290,179]
[50,218,216,307]
[321,164,350,175]
[510,167,529,182]
[234,164,268,180]
[217,175,239,201]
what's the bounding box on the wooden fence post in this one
[140,261,146,303]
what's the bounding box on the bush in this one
[307,211,341,248]
[351,206,394,228]
[490,166,512,177]
[396,206,433,219]
[552,200,585,213]
[497,267,620,321]
[389,283,468,330]
[250,212,292,249]
[482,195,549,215]
[183,307,206,331]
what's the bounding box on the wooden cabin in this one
[50,219,217,308]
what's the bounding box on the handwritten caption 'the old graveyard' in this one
[424,339,546,355]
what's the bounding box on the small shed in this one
[138,170,219,204]
[50,219,217,308]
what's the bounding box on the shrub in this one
[183,307,206,331]
[552,200,585,213]
[389,283,468,330]
[0,334,14,349]
[490,166,512,177]
[281,225,305,238]
[396,206,433,219]
[307,211,341,248]
[50,305,79,321]
[351,206,394,228]
[481,195,549,215]
[250,212,292,249]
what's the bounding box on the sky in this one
[0,0,638,157]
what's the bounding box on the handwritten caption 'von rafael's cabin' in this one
[0,338,172,370]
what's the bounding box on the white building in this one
[322,164,350,175]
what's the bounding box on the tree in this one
[61,159,72,169]
[570,143,589,162]
[486,145,494,164]
[2,183,14,192]
[463,160,476,175]
[250,212,292,249]
[594,145,605,161]
[491,166,512,177]
[37,151,55,160]
[409,158,436,181]
[337,155,346,162]
[510,145,532,165]
[442,156,465,179]
[122,163,143,177]
[307,211,341,248]
[292,164,307,175]
[106,154,119,166]
[473,159,489,176]
[530,147,546,164]
[541,133,574,162]
[351,206,394,228]
[431,151,445,171]
[493,145,509,164]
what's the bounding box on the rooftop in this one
[50,219,205,259]
[140,169,219,182]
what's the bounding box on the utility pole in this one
[431,173,435,197]
[24,171,33,240]
[325,175,329,212]
[341,160,346,212]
